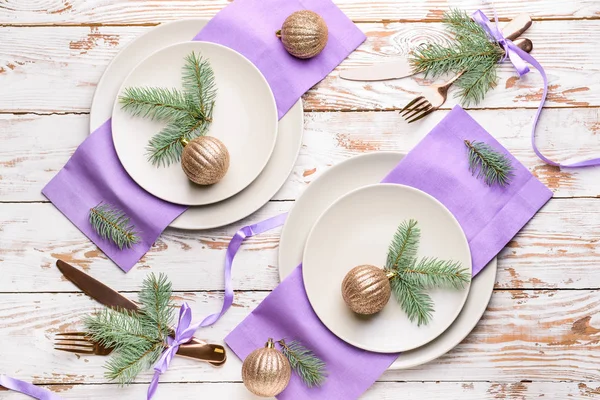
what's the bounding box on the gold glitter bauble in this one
[342,265,392,315]
[181,136,230,185]
[276,10,329,59]
[242,339,292,397]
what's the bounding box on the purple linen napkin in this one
[226,105,553,399]
[42,120,187,272]
[195,0,366,119]
[383,106,553,275]
[43,0,365,272]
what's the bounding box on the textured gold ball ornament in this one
[276,10,329,59]
[242,338,292,397]
[341,265,394,315]
[181,136,230,185]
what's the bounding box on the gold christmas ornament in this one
[242,338,292,397]
[341,265,393,315]
[276,10,329,59]
[181,136,230,185]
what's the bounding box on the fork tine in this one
[56,332,88,337]
[55,338,92,344]
[54,346,95,355]
[407,105,436,124]
[400,98,429,118]
[403,100,432,121]
[399,96,424,115]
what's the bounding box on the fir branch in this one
[465,140,515,186]
[385,219,420,271]
[390,277,434,326]
[278,340,327,388]
[138,273,174,337]
[89,202,140,250]
[146,115,209,167]
[443,9,489,42]
[105,341,165,385]
[455,58,499,106]
[399,257,470,289]
[182,52,217,121]
[119,87,195,122]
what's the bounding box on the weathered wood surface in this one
[1,290,600,385]
[1,21,600,112]
[0,0,598,25]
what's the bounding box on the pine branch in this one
[465,140,515,186]
[105,341,165,385]
[455,58,499,106]
[89,202,140,250]
[138,273,174,337]
[119,87,196,122]
[390,277,434,326]
[146,115,209,167]
[278,340,327,388]
[385,219,420,271]
[443,9,489,41]
[182,52,217,122]
[399,257,470,289]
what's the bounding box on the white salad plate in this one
[303,183,473,353]
[112,41,278,206]
[90,19,303,229]
[278,152,497,367]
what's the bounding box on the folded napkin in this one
[226,106,553,399]
[43,0,365,272]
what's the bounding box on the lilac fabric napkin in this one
[226,106,553,399]
[43,0,365,272]
[195,0,366,119]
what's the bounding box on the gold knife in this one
[56,259,226,365]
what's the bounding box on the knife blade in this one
[340,13,532,82]
[56,259,226,365]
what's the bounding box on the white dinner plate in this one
[278,152,497,367]
[112,41,278,206]
[303,184,472,353]
[90,19,304,229]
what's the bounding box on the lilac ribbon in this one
[472,10,600,168]
[147,213,288,399]
[0,375,64,400]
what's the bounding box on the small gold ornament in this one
[242,338,292,397]
[276,10,329,59]
[341,265,393,315]
[181,136,230,185]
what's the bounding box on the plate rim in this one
[111,40,279,206]
[302,182,473,353]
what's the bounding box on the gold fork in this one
[54,332,113,356]
[400,37,533,124]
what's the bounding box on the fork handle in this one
[501,14,532,41]
[176,343,227,365]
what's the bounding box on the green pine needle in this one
[400,257,471,289]
[385,219,420,271]
[389,277,434,326]
[120,51,217,167]
[278,340,327,388]
[465,140,515,186]
[409,8,506,106]
[83,273,174,385]
[89,202,140,250]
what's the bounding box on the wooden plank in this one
[0,21,599,112]
[0,0,598,25]
[1,109,599,203]
[0,198,599,292]
[1,381,597,399]
[0,290,599,384]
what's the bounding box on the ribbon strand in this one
[472,10,600,168]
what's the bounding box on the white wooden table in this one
[1,1,600,398]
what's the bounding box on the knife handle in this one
[176,343,227,365]
[501,13,532,41]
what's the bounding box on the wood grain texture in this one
[1,381,599,399]
[2,109,600,202]
[0,0,598,25]
[1,21,600,112]
[0,290,599,385]
[0,198,599,292]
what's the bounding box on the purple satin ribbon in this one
[472,10,600,168]
[147,212,288,399]
[0,375,64,400]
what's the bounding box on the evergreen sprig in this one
[278,340,327,388]
[119,51,216,167]
[83,274,174,385]
[465,139,515,186]
[384,219,469,326]
[89,202,140,250]
[409,9,506,106]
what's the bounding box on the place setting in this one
[4,1,600,399]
